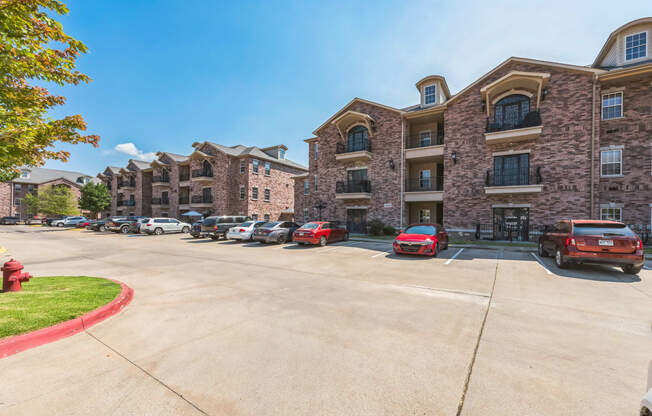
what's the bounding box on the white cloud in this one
[114,142,156,162]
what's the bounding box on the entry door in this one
[493,208,529,241]
[347,209,367,234]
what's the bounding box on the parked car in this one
[50,216,88,228]
[252,221,301,244]
[129,217,151,233]
[190,220,204,238]
[201,215,251,240]
[23,217,42,225]
[141,218,191,235]
[392,224,449,257]
[225,220,266,241]
[44,216,65,226]
[76,220,91,228]
[0,216,20,225]
[642,361,652,416]
[292,221,348,246]
[538,219,644,274]
[106,216,146,233]
[86,217,125,232]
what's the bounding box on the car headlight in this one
[424,238,433,244]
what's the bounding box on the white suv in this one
[142,218,191,235]
[50,216,87,227]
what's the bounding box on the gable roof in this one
[13,167,93,186]
[198,142,307,171]
[312,97,404,135]
[157,152,188,163]
[592,17,652,68]
[128,159,152,170]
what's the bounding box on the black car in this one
[0,216,20,225]
[129,218,151,233]
[86,217,126,232]
[201,215,251,240]
[106,216,146,233]
[190,220,203,238]
[252,221,301,244]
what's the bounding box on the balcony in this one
[191,169,213,183]
[117,180,136,190]
[179,172,190,183]
[178,196,189,205]
[151,197,169,206]
[335,141,372,162]
[117,200,136,207]
[191,194,213,207]
[404,177,444,202]
[152,176,170,187]
[484,111,542,144]
[335,180,371,200]
[484,167,543,194]
[405,134,444,160]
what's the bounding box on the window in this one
[314,175,318,191]
[252,187,258,200]
[264,188,270,202]
[602,92,623,120]
[252,214,258,221]
[20,169,29,179]
[239,185,245,200]
[252,159,259,173]
[304,180,309,195]
[494,94,530,129]
[493,154,530,186]
[600,207,622,222]
[625,31,647,61]
[279,149,285,159]
[419,131,431,147]
[13,183,21,192]
[240,160,245,174]
[419,209,431,223]
[264,162,271,176]
[601,149,622,177]
[347,126,368,152]
[14,198,21,206]
[419,170,431,189]
[264,214,270,222]
[303,208,309,222]
[424,84,437,105]
[314,143,319,160]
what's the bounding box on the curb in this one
[349,237,538,252]
[0,278,133,359]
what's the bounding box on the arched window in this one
[347,126,368,152]
[494,94,530,129]
[202,160,213,177]
[161,168,169,182]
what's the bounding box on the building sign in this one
[384,203,393,208]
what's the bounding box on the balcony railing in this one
[191,194,213,204]
[152,176,170,184]
[151,197,169,205]
[486,110,541,133]
[179,172,190,181]
[485,167,542,187]
[406,133,444,149]
[336,141,371,154]
[117,200,136,207]
[191,170,213,179]
[117,180,136,189]
[336,180,371,194]
[405,176,444,192]
[178,196,190,205]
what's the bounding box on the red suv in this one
[393,224,448,256]
[292,221,348,246]
[538,220,644,274]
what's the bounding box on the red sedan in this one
[393,224,448,256]
[76,220,91,228]
[292,221,348,246]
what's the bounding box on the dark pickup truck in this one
[87,217,126,232]
[200,215,251,240]
[0,216,20,225]
[106,216,146,234]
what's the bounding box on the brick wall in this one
[0,182,11,217]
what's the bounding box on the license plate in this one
[598,239,613,246]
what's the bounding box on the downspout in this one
[9,180,13,217]
[400,117,405,229]
[590,73,597,219]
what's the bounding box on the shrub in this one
[383,226,396,235]
[368,218,384,236]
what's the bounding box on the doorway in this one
[347,209,367,234]
[493,207,529,241]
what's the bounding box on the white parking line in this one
[320,242,362,253]
[445,248,464,265]
[371,250,391,258]
[530,252,553,275]
[644,266,652,271]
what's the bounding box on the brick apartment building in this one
[0,167,96,219]
[294,17,652,238]
[99,142,307,221]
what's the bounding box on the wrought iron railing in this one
[474,223,548,242]
[405,176,444,192]
[336,141,371,154]
[485,167,542,187]
[191,194,213,204]
[152,176,170,184]
[336,180,371,193]
[486,110,542,133]
[151,197,169,205]
[406,132,444,149]
[124,200,136,207]
[117,180,136,188]
[178,196,190,205]
[191,169,213,178]
[179,172,190,181]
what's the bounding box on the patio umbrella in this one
[181,211,202,216]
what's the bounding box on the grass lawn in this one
[0,276,121,339]
[350,233,396,241]
[449,239,537,248]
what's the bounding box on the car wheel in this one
[538,242,547,257]
[154,227,163,236]
[621,265,642,275]
[182,226,190,233]
[120,226,129,234]
[192,234,199,239]
[555,248,568,269]
[98,225,106,232]
[278,234,286,244]
[210,235,218,240]
[57,223,64,227]
[319,236,327,247]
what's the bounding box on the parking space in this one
[0,225,650,415]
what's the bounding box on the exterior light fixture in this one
[389,159,395,170]
[451,151,457,164]
[481,101,486,112]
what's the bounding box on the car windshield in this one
[262,222,280,229]
[203,218,216,226]
[239,221,253,227]
[573,223,635,237]
[404,225,436,235]
[299,223,320,230]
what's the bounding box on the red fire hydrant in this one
[2,259,31,292]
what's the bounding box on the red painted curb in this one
[0,278,133,359]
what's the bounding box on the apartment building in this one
[294,17,652,238]
[0,167,96,219]
[100,142,307,220]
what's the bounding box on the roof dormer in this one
[593,17,652,69]
[415,75,451,107]
[261,145,288,160]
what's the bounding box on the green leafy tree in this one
[37,184,78,216]
[23,192,39,216]
[78,182,110,217]
[0,0,99,181]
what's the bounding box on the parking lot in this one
[1,225,651,415]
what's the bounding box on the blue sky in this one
[45,0,647,174]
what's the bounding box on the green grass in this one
[449,239,537,248]
[350,233,396,240]
[0,276,121,339]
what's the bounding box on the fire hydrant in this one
[2,259,31,292]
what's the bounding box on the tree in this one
[0,1,99,181]
[23,192,39,217]
[37,184,78,216]
[78,182,110,217]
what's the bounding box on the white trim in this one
[601,91,623,120]
[490,89,534,104]
[492,149,531,157]
[601,86,625,94]
[346,206,368,210]
[422,83,437,106]
[623,30,648,62]
[600,206,623,222]
[600,203,624,208]
[484,185,542,194]
[346,166,368,171]
[600,148,623,177]
[491,203,531,208]
[599,144,624,150]
[239,185,245,200]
